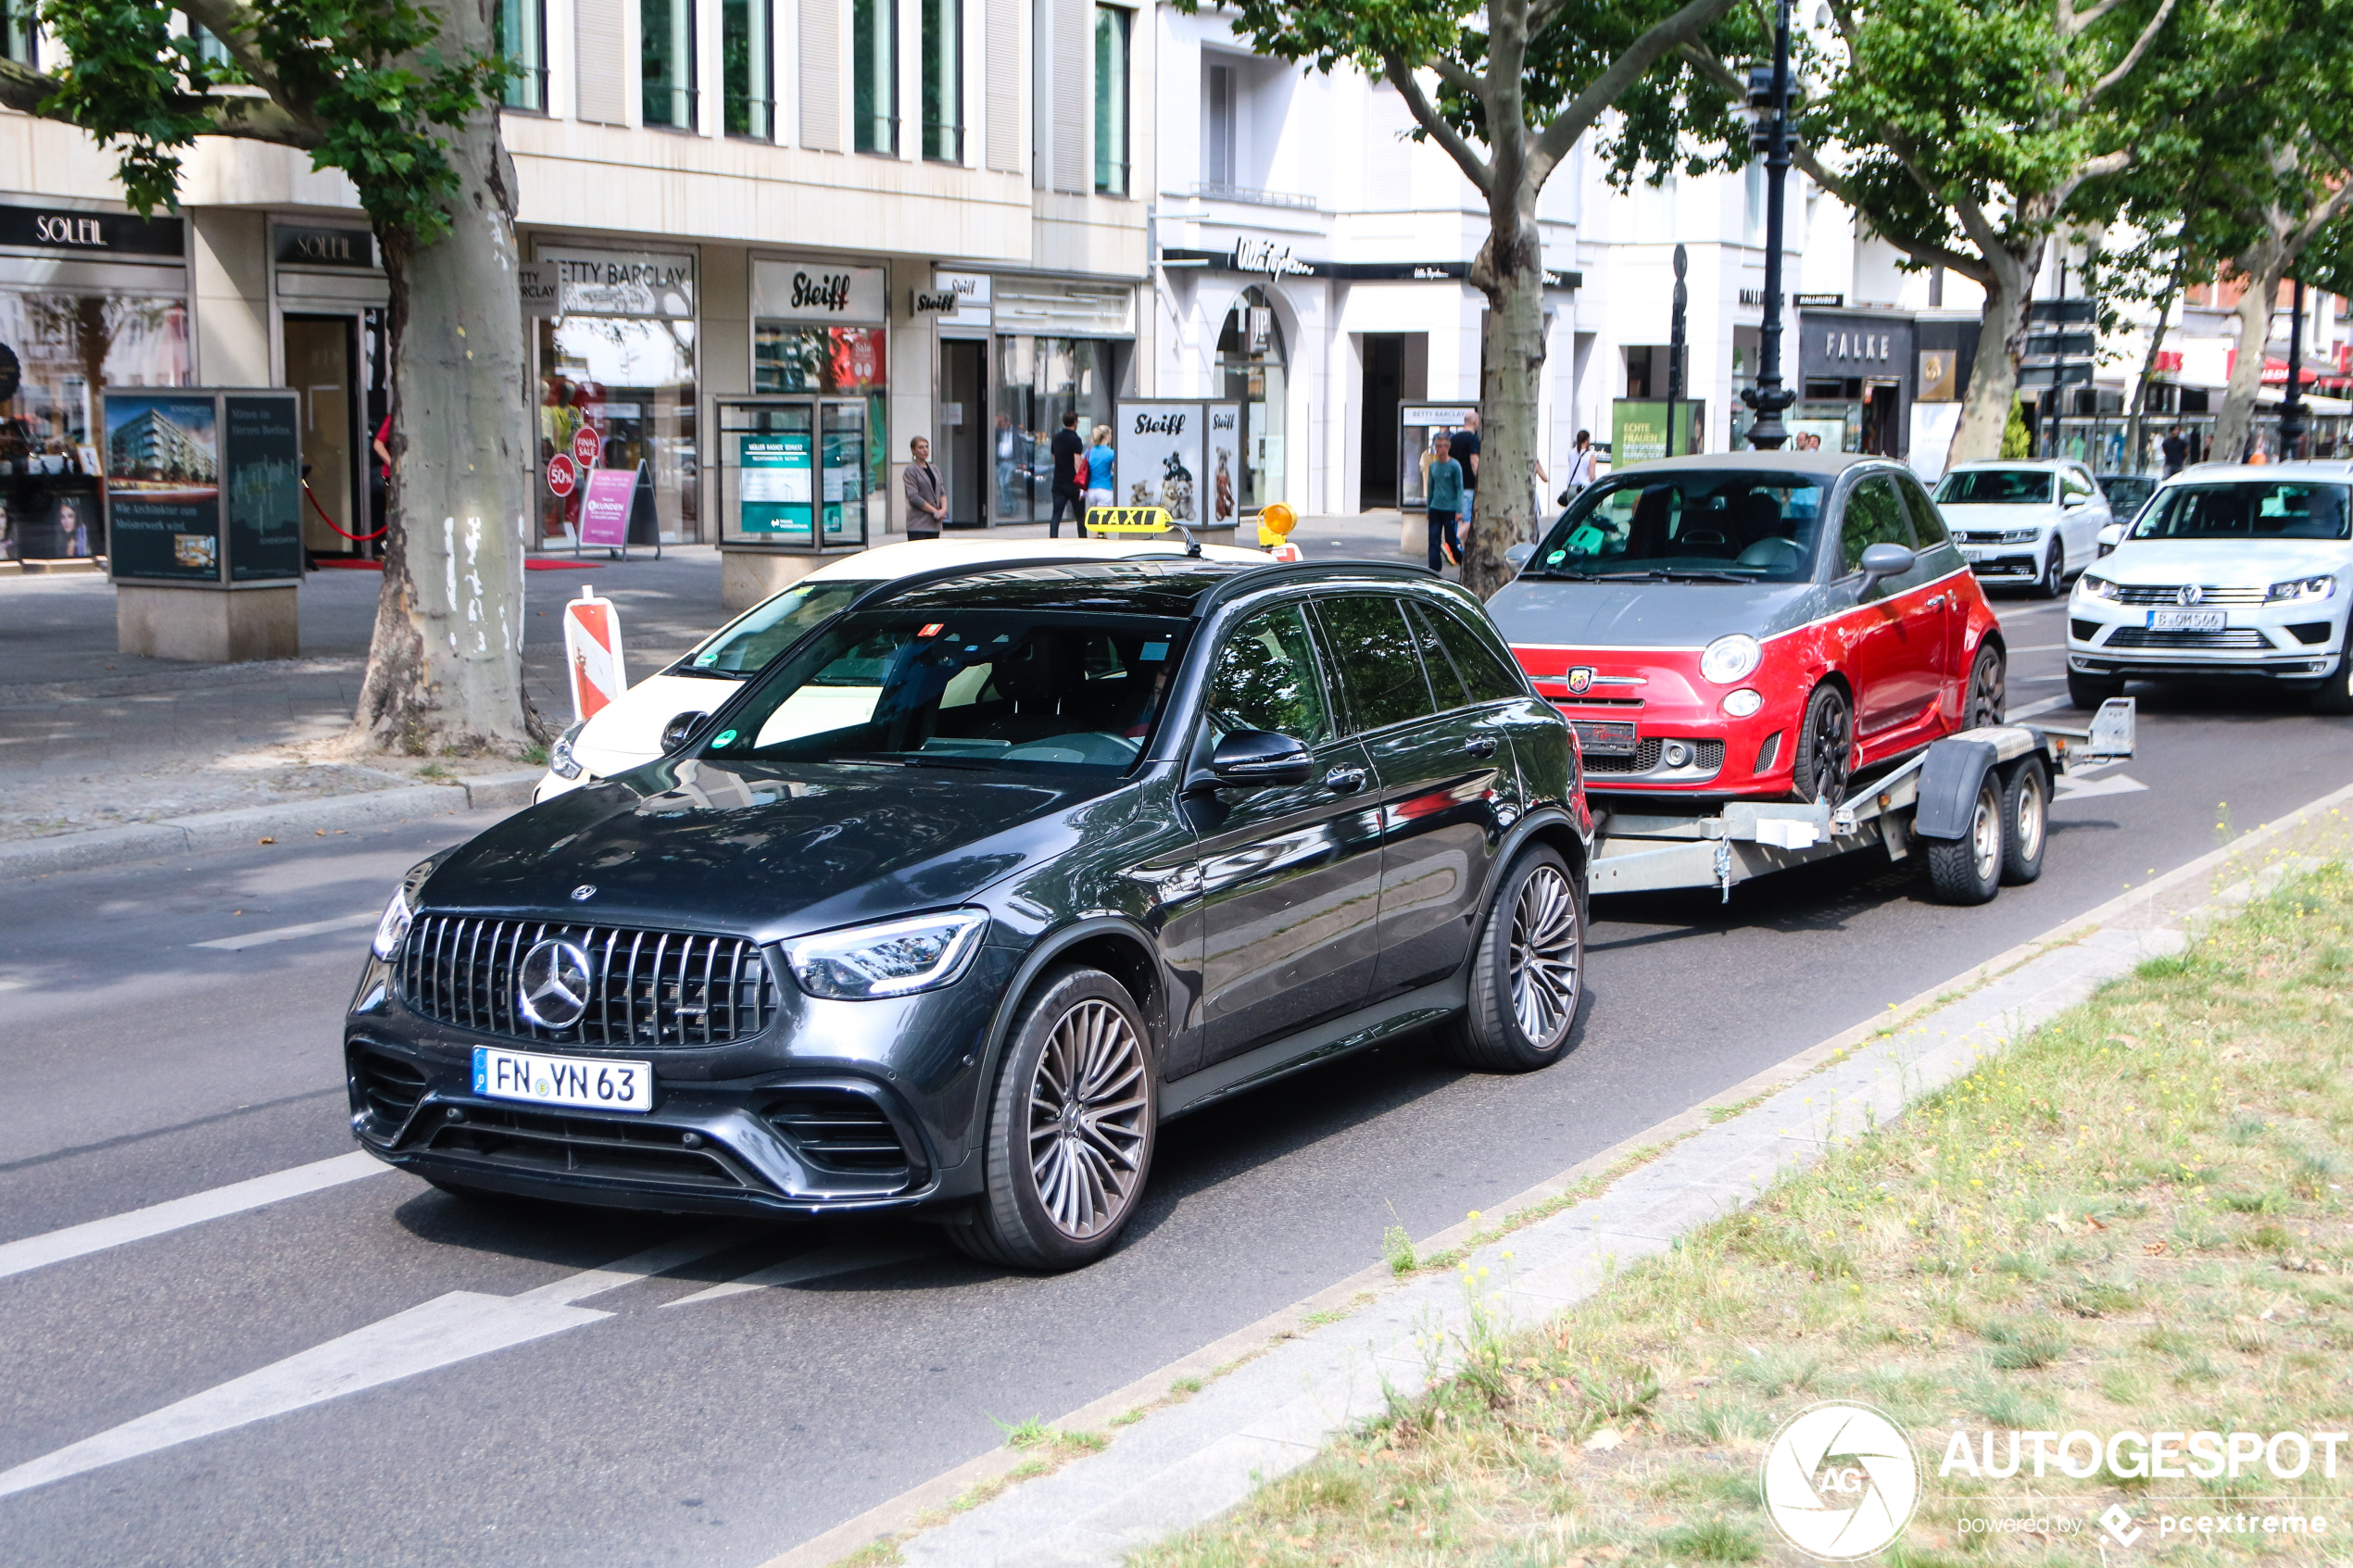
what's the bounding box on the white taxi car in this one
[535,534,1273,800]
[1933,458,2113,597]
[2066,461,2353,714]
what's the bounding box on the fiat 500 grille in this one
[399,916,777,1047]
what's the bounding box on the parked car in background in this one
[2068,461,2353,713]
[2093,472,2159,555]
[353,558,1588,1270]
[536,535,1271,801]
[1933,458,2112,596]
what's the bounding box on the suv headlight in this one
[2076,574,2121,602]
[1698,633,1762,685]
[2267,574,2336,603]
[781,909,989,999]
[548,721,586,780]
[1999,528,2042,544]
[371,856,444,960]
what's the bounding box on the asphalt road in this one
[4,574,2351,1568]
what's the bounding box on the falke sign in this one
[0,202,184,258]
[275,226,374,269]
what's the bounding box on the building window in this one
[724,0,773,137]
[854,0,899,154]
[1203,61,1234,188]
[497,0,547,112]
[1,1,32,66]
[1093,6,1129,194]
[922,0,962,161]
[642,0,697,130]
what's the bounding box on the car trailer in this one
[1585,699,2137,906]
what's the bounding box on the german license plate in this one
[2147,608,2225,632]
[1570,719,1639,756]
[472,1046,653,1113]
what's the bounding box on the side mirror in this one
[1856,542,1917,592]
[1504,542,1536,571]
[2063,492,2088,509]
[1205,729,1315,788]
[660,710,711,753]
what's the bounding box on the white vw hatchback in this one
[1933,458,2113,597]
[2066,461,2353,714]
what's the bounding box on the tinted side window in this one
[1403,602,1470,710]
[1423,601,1529,703]
[1839,476,1915,573]
[1315,596,1437,732]
[1896,475,1949,546]
[1202,605,1334,746]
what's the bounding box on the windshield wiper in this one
[1586,569,1755,583]
[894,755,994,771]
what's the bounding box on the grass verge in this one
[1132,863,2353,1566]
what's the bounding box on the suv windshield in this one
[685,579,877,676]
[1529,470,1827,581]
[702,609,1191,771]
[1936,469,2054,505]
[2133,481,2351,541]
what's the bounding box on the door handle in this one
[1463,735,1500,758]
[1323,765,1367,794]
[1922,595,1946,611]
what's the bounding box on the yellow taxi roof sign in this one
[1085,506,1174,534]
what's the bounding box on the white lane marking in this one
[190,912,378,951]
[0,979,27,994]
[2056,771,2150,800]
[0,1153,388,1285]
[0,1229,748,1500]
[2009,696,2068,721]
[661,1240,934,1308]
[2008,643,2064,653]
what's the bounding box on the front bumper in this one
[343,945,1014,1215]
[2066,600,2347,683]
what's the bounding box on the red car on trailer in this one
[1483,451,2126,904]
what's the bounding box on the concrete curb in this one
[761,776,2353,1568]
[0,769,544,881]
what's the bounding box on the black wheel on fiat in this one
[1926,770,2004,905]
[951,966,1155,1272]
[1963,644,2007,729]
[1998,755,2049,885]
[1442,846,1585,1073]
[1791,683,1854,807]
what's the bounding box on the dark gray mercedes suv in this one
[346,557,1591,1269]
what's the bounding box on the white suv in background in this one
[1933,458,2112,597]
[2066,461,2353,714]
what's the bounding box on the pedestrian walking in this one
[2161,425,2188,476]
[1048,410,1086,538]
[1452,410,1481,517]
[1558,429,1597,504]
[1426,433,1465,572]
[903,435,948,539]
[1085,426,1118,523]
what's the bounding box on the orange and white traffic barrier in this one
[561,585,628,722]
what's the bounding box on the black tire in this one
[2033,540,2066,598]
[1441,846,1585,1073]
[949,966,1155,1272]
[2068,669,2125,709]
[2313,634,2353,716]
[1998,756,2049,885]
[1925,771,2004,905]
[1791,683,1854,807]
[1963,643,2007,730]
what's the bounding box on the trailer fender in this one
[1911,737,2001,842]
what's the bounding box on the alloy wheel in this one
[1807,692,1853,806]
[1508,864,1581,1047]
[1026,997,1150,1240]
[1967,651,2007,729]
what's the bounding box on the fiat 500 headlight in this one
[1699,633,1762,685]
[2267,574,2337,603]
[782,909,990,999]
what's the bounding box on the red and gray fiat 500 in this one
[1486,452,2007,809]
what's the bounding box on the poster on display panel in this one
[1111,402,1204,522]
[1205,404,1241,526]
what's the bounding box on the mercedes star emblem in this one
[2179,584,2203,607]
[571,884,597,901]
[517,939,595,1029]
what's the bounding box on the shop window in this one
[497,0,547,112]
[642,0,696,130]
[539,317,699,545]
[1094,6,1129,195]
[752,322,889,536]
[724,0,773,137]
[854,0,899,155]
[0,291,192,563]
[990,335,1118,524]
[2,1,32,66]
[922,0,961,160]
[1215,287,1286,516]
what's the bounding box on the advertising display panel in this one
[105,388,302,585]
[1112,401,1204,522]
[1206,404,1241,527]
[223,395,303,581]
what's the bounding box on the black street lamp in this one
[2281,276,2309,460]
[1742,0,1796,450]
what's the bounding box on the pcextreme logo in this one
[1761,1402,1923,1560]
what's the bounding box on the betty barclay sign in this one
[752,258,888,324]
[541,248,696,319]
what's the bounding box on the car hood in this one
[1486,575,1833,647]
[571,671,738,777]
[1940,503,2058,532]
[2097,537,2353,585]
[417,759,1139,939]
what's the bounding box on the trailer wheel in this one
[1998,756,2049,885]
[1925,771,2003,905]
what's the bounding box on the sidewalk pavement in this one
[770,784,2353,1568]
[0,518,1427,876]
